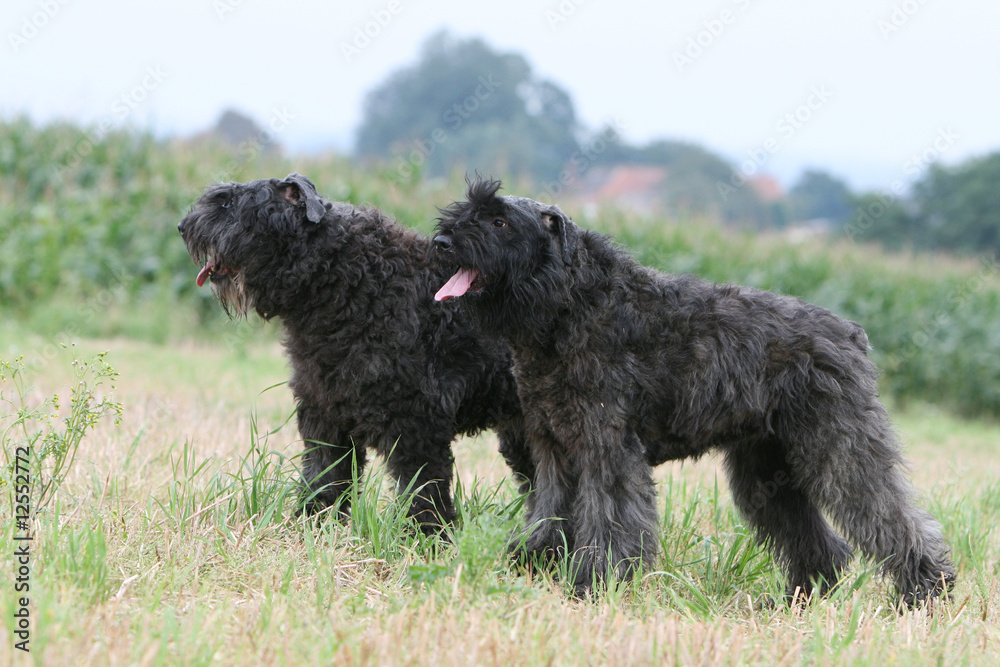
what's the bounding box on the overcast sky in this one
[3,0,998,191]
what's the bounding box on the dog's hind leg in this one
[793,404,956,607]
[724,437,853,603]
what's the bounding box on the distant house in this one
[747,174,784,203]
[581,165,667,215]
[572,163,787,226]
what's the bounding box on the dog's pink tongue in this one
[434,268,478,301]
[196,261,214,287]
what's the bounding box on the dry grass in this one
[2,332,999,666]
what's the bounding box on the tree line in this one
[355,31,1000,258]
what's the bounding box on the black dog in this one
[178,173,531,533]
[433,177,955,605]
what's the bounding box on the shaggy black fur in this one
[178,173,531,533]
[432,177,956,605]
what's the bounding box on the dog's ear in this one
[540,204,578,266]
[279,173,327,223]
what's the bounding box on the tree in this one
[788,169,853,224]
[843,193,915,249]
[355,31,580,181]
[212,109,276,152]
[912,155,1000,255]
[850,153,1000,256]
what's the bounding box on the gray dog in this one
[432,177,955,605]
[178,173,531,534]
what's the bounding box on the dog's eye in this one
[493,219,507,228]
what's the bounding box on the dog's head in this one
[432,176,578,305]
[177,173,333,319]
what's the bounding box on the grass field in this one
[2,323,999,666]
[3,120,1000,664]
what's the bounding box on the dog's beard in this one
[213,272,254,318]
[187,240,254,318]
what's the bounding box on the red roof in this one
[748,174,784,202]
[588,165,667,201]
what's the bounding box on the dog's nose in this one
[177,220,186,236]
[433,234,453,251]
